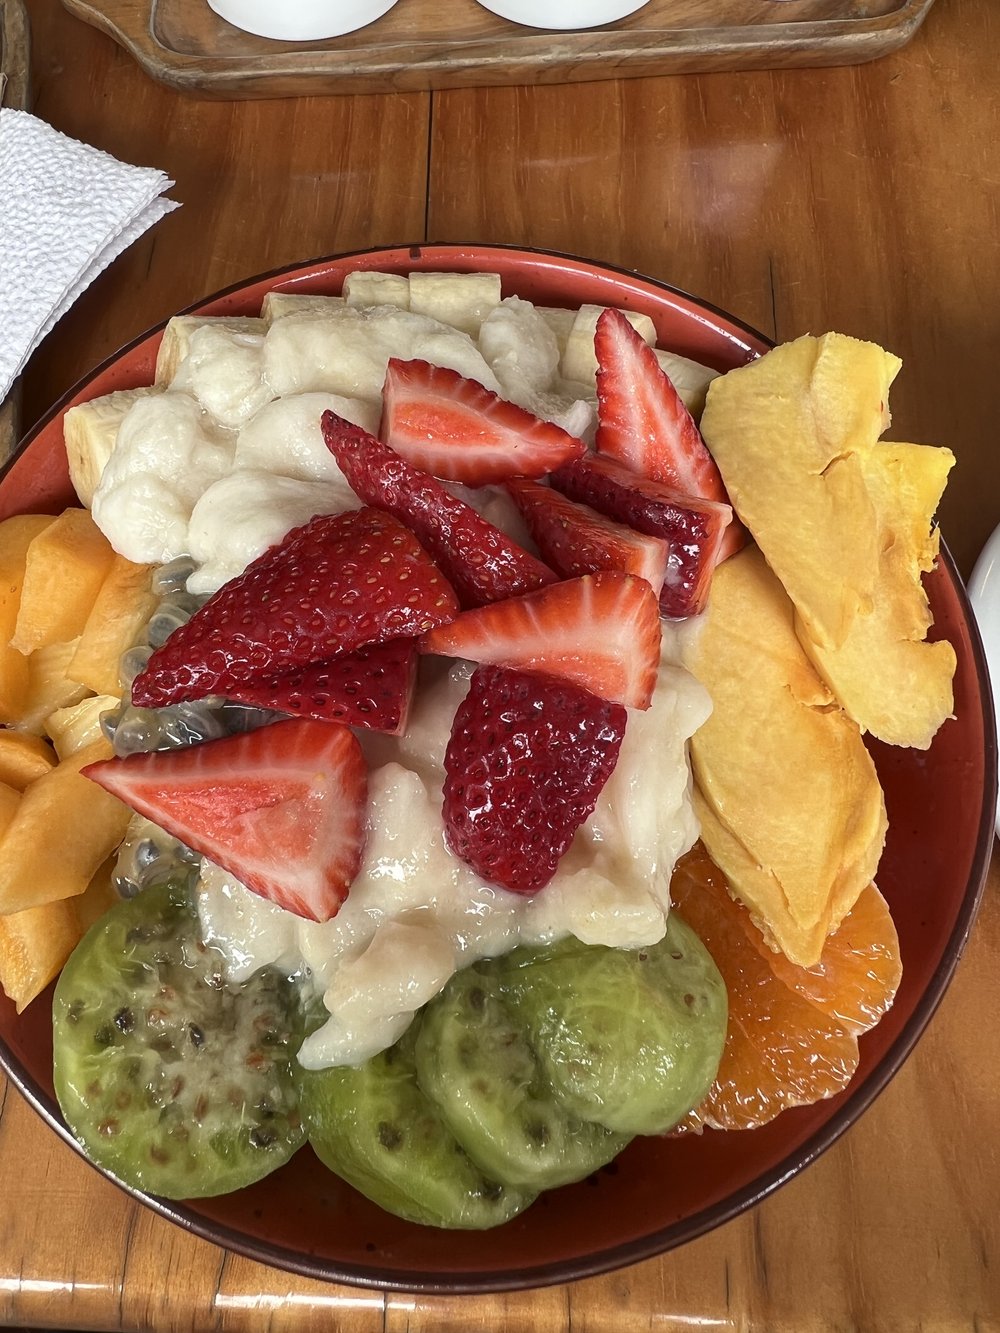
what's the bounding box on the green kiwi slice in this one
[52,878,310,1199]
[299,1021,536,1230]
[501,916,729,1137]
[415,961,629,1190]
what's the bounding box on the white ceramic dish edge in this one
[205,0,398,40]
[473,0,651,30]
[967,522,1000,837]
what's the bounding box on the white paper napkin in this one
[0,109,180,401]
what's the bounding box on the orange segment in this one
[740,881,901,1035]
[671,844,863,1131]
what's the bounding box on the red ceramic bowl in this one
[0,245,995,1293]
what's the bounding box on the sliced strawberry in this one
[420,571,660,710]
[222,640,417,735]
[321,411,557,609]
[443,665,627,894]
[550,455,732,619]
[84,719,368,922]
[132,507,458,709]
[594,307,745,560]
[380,358,586,485]
[505,477,669,596]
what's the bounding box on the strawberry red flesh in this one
[131,507,458,709]
[594,307,745,560]
[321,411,557,609]
[505,477,669,596]
[380,358,586,485]
[420,570,661,710]
[83,719,368,922]
[550,455,732,619]
[443,664,627,894]
[220,640,417,735]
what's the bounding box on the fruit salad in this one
[0,269,954,1228]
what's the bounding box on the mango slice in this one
[0,514,58,721]
[0,730,58,789]
[700,333,900,652]
[19,639,90,736]
[796,442,956,749]
[0,738,131,915]
[684,546,887,967]
[69,554,156,696]
[11,509,116,656]
[701,333,956,750]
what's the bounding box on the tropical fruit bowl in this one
[0,244,994,1292]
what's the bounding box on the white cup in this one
[207,0,399,39]
[473,0,651,27]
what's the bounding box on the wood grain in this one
[6,0,1000,1326]
[0,0,28,106]
[58,0,937,99]
[0,0,31,463]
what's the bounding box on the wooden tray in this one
[61,0,937,99]
[0,0,30,462]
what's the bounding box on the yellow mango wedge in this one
[11,508,116,656]
[684,546,887,967]
[0,895,85,1014]
[18,639,91,736]
[702,333,956,750]
[0,729,58,789]
[700,333,901,651]
[0,514,57,721]
[0,782,78,1012]
[68,554,157,697]
[0,865,117,1014]
[796,442,957,749]
[0,737,131,915]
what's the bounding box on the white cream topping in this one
[82,278,717,1072]
[479,296,562,403]
[170,325,275,430]
[233,392,379,481]
[262,305,502,402]
[91,391,235,565]
[92,304,506,578]
[197,634,709,1069]
[478,297,597,438]
[186,468,361,596]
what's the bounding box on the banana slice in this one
[167,325,273,431]
[63,388,161,507]
[344,271,410,310]
[45,694,121,761]
[654,348,720,418]
[263,305,501,402]
[536,307,578,358]
[407,271,502,337]
[155,316,266,386]
[560,304,657,386]
[261,293,346,324]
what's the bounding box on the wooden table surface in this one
[3,0,999,1327]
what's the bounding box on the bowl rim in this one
[7,240,770,474]
[3,242,996,1294]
